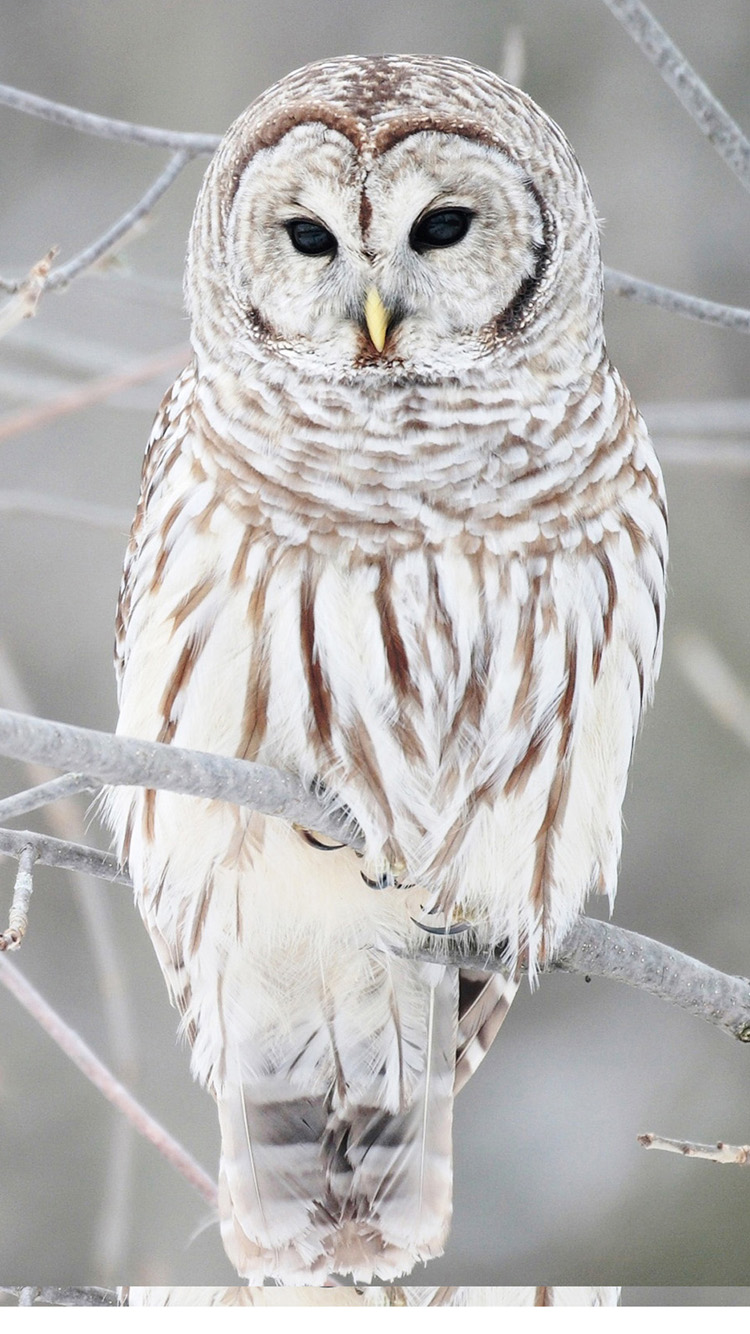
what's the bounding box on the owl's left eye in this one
[409,207,474,253]
[285,218,338,257]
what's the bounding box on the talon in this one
[361,870,395,890]
[411,916,472,936]
[296,826,347,852]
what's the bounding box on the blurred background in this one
[0,0,748,1300]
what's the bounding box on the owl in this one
[107,55,667,1284]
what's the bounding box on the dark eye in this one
[410,207,474,253]
[285,218,337,257]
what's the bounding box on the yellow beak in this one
[364,287,391,352]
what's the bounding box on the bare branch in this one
[0,844,36,949]
[0,710,747,1042]
[604,268,750,334]
[0,707,363,849]
[0,249,57,335]
[0,80,220,154]
[638,1133,750,1165]
[0,343,187,443]
[0,772,96,822]
[413,917,750,1044]
[0,1287,117,1307]
[601,0,750,194]
[0,954,218,1208]
[45,151,193,292]
[674,631,750,752]
[0,826,128,884]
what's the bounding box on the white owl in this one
[107,55,666,1284]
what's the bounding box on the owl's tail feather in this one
[216,965,459,1284]
[217,1082,334,1285]
[454,968,519,1093]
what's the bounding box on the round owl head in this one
[186,55,603,384]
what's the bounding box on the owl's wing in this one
[114,361,197,692]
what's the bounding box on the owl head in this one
[186,55,603,386]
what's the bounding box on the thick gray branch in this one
[601,0,750,194]
[0,711,748,1042]
[412,917,750,1044]
[0,706,362,849]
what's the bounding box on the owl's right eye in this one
[285,218,337,257]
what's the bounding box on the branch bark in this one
[601,0,750,194]
[0,955,218,1208]
[0,709,748,1042]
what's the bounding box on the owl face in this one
[187,56,603,389]
[225,122,545,374]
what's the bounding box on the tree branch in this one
[637,1133,750,1164]
[601,0,750,194]
[0,706,363,849]
[0,709,748,1043]
[0,1286,117,1307]
[45,151,193,292]
[0,954,218,1208]
[0,80,220,153]
[603,268,750,334]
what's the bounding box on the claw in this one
[411,916,472,936]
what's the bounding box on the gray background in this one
[0,0,748,1299]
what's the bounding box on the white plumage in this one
[107,54,666,1284]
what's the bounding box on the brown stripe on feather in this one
[529,627,578,949]
[157,633,205,744]
[535,1287,552,1307]
[426,551,461,676]
[454,970,515,1093]
[170,576,214,630]
[237,568,272,761]
[509,579,538,730]
[143,787,155,842]
[375,558,417,703]
[591,545,617,682]
[300,567,334,750]
[343,716,394,829]
[230,527,254,586]
[188,876,215,955]
[149,498,185,591]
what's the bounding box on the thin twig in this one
[638,1132,750,1165]
[0,954,218,1208]
[601,0,750,194]
[46,151,193,291]
[0,844,36,950]
[0,249,57,336]
[0,644,139,1279]
[674,631,750,752]
[0,343,187,443]
[603,268,750,333]
[0,772,96,822]
[0,80,220,153]
[0,826,129,883]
